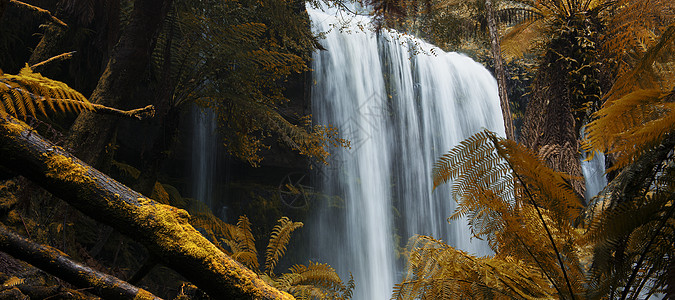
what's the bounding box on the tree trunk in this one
[64,0,170,168]
[0,114,295,300]
[0,224,163,300]
[485,0,515,140]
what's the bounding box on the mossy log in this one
[0,224,161,300]
[0,113,295,300]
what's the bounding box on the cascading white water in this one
[192,106,218,209]
[308,6,505,299]
[581,133,608,200]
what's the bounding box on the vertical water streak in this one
[192,106,218,209]
[581,131,608,200]
[308,6,505,299]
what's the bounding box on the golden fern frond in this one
[1,276,24,288]
[273,261,348,299]
[265,216,303,274]
[435,130,583,233]
[584,89,674,170]
[260,109,349,165]
[339,273,354,300]
[432,129,498,189]
[604,24,675,105]
[395,235,555,300]
[233,215,259,270]
[0,65,93,119]
[246,49,305,75]
[433,130,587,297]
[498,205,587,296]
[600,0,675,77]
[501,17,545,60]
[184,202,240,254]
[287,285,330,300]
[585,191,673,263]
[288,262,343,290]
[495,137,585,225]
[151,181,171,205]
[232,250,259,271]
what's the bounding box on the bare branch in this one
[30,51,76,72]
[0,223,163,300]
[7,0,67,27]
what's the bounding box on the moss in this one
[133,288,155,300]
[44,154,93,185]
[0,116,30,136]
[0,181,19,211]
[131,201,294,299]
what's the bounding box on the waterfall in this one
[308,6,505,299]
[581,131,608,200]
[191,106,219,210]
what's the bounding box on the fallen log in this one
[0,113,294,300]
[0,224,160,300]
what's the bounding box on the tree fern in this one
[428,130,588,299]
[584,25,675,170]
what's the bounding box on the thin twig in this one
[8,0,67,27]
[30,52,76,72]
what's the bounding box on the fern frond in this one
[151,181,171,205]
[395,235,555,299]
[585,184,675,296]
[432,130,588,297]
[0,65,93,119]
[600,0,675,79]
[288,262,343,289]
[233,215,259,270]
[501,17,545,60]
[265,216,303,274]
[1,276,24,288]
[435,130,583,233]
[604,24,675,105]
[584,89,674,170]
[495,137,584,225]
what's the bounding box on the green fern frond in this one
[265,216,303,274]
